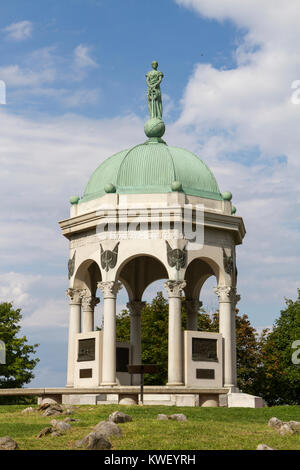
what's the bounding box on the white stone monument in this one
[59,63,263,407]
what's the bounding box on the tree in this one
[0,302,39,389]
[251,291,300,405]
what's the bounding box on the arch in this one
[117,254,168,301]
[73,259,102,295]
[184,257,221,299]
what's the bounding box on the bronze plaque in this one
[192,338,218,362]
[196,369,215,380]
[78,338,95,362]
[79,368,93,379]
[116,347,129,372]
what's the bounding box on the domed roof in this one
[80,141,222,203]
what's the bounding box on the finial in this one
[144,61,165,140]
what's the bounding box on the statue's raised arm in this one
[146,61,164,119]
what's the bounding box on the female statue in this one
[146,61,164,119]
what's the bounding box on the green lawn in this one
[0,404,300,450]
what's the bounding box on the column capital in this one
[164,280,186,298]
[127,301,146,317]
[66,288,86,305]
[214,286,236,303]
[82,295,100,310]
[98,280,122,298]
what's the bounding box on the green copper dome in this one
[80,141,222,203]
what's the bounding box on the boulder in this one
[278,423,295,435]
[0,437,18,450]
[64,417,78,423]
[94,421,122,438]
[108,411,132,423]
[75,432,111,450]
[42,408,62,417]
[37,427,52,438]
[257,444,276,450]
[288,421,300,433]
[50,419,71,432]
[268,417,283,429]
[157,414,168,421]
[169,414,187,422]
[22,407,35,414]
[51,431,62,437]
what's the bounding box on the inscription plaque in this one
[79,368,93,378]
[78,338,95,362]
[116,347,129,372]
[196,369,215,380]
[192,338,217,362]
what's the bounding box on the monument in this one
[59,62,263,407]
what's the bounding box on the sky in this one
[0,0,300,387]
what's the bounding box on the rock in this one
[51,431,62,437]
[94,421,122,438]
[22,407,35,414]
[108,411,132,423]
[42,408,62,417]
[157,414,168,421]
[50,420,71,432]
[63,409,73,415]
[257,444,276,450]
[0,436,18,450]
[75,432,111,450]
[288,421,300,433]
[268,417,283,429]
[64,417,78,423]
[38,402,51,412]
[169,414,187,422]
[37,427,52,438]
[278,423,295,435]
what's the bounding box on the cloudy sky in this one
[0,0,299,387]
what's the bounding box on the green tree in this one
[0,302,39,389]
[251,291,300,405]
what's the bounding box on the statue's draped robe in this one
[146,70,164,119]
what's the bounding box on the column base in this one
[100,382,118,387]
[166,382,184,387]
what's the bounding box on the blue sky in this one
[0,0,300,387]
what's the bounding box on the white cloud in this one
[2,20,33,41]
[74,44,98,69]
[0,272,41,306]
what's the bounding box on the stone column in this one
[214,286,236,388]
[164,280,186,386]
[98,281,122,386]
[127,301,146,385]
[81,295,100,333]
[66,288,86,387]
[231,292,241,387]
[185,299,202,331]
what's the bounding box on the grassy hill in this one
[0,404,300,450]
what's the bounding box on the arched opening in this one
[73,259,102,295]
[117,254,168,301]
[116,255,169,385]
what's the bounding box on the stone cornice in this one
[59,207,246,245]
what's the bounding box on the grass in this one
[0,404,300,450]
